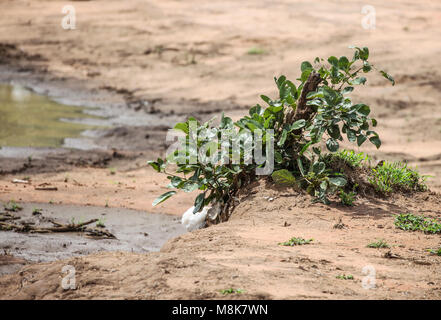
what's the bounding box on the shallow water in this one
[0,84,104,148]
[0,202,186,274]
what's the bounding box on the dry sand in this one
[0,0,440,299]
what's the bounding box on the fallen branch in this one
[0,218,116,239]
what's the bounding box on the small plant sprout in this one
[4,200,22,212]
[109,168,116,175]
[336,274,354,280]
[394,213,441,234]
[279,237,313,246]
[247,47,265,55]
[339,189,356,206]
[32,208,42,215]
[96,219,106,228]
[220,288,244,295]
[367,239,390,249]
[427,248,441,256]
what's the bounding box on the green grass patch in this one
[247,47,265,55]
[394,213,441,234]
[279,237,313,246]
[220,288,244,295]
[336,274,354,280]
[334,150,369,168]
[368,161,427,194]
[428,248,441,256]
[367,239,390,248]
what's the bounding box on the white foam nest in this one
[181,206,210,231]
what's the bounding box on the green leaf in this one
[153,191,176,206]
[220,113,233,129]
[369,136,382,149]
[312,162,326,174]
[327,125,341,139]
[301,61,313,72]
[275,151,283,164]
[326,138,339,152]
[360,47,369,60]
[379,70,395,86]
[357,134,367,146]
[174,122,189,134]
[276,75,286,88]
[297,158,305,176]
[272,169,296,187]
[351,77,367,85]
[182,181,199,192]
[169,176,183,188]
[338,56,349,70]
[300,141,312,154]
[193,193,205,213]
[147,160,161,172]
[347,129,357,142]
[278,129,288,146]
[290,119,306,131]
[342,86,354,94]
[355,103,370,116]
[327,56,339,67]
[362,61,372,72]
[260,95,271,104]
[300,69,312,82]
[329,177,347,187]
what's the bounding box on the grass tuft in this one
[394,213,441,234]
[428,248,441,256]
[336,274,354,280]
[247,47,265,55]
[368,161,427,194]
[220,288,244,295]
[334,150,369,168]
[367,239,390,248]
[279,237,313,246]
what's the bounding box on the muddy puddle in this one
[0,202,186,275]
[0,84,108,150]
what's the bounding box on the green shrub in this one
[394,213,441,234]
[149,46,394,221]
[368,161,427,194]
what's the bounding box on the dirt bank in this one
[1,181,440,300]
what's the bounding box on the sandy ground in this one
[1,181,441,300]
[0,0,441,299]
